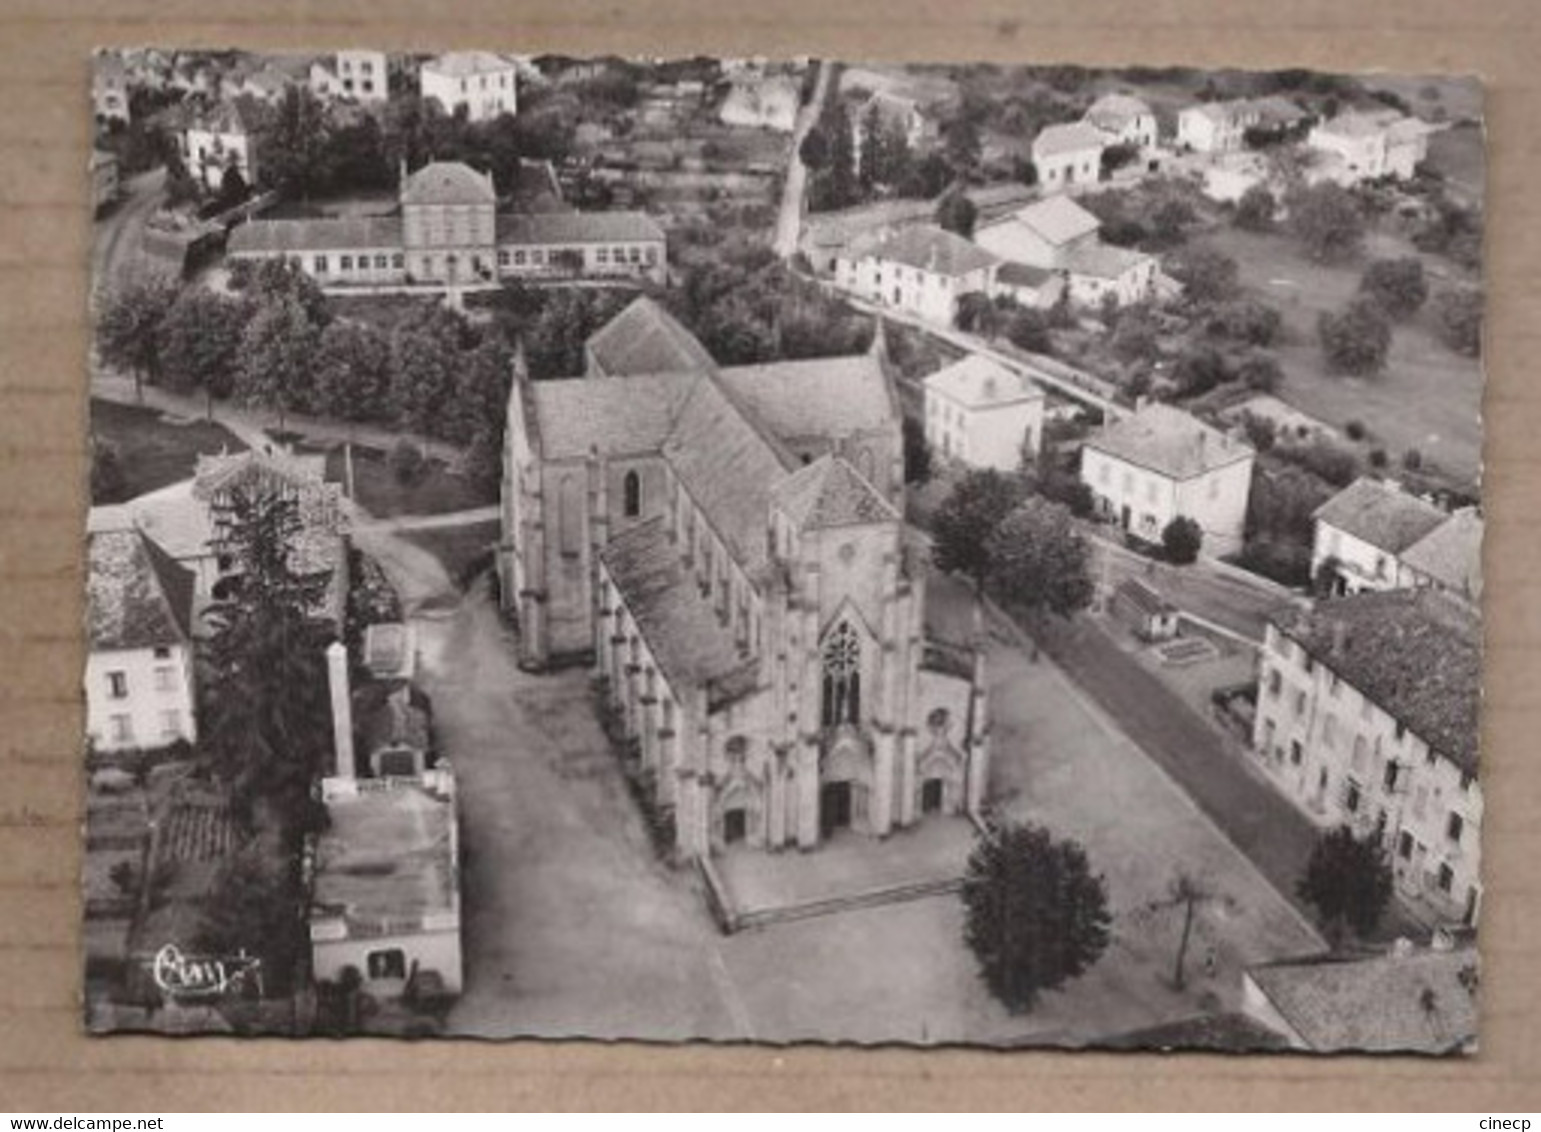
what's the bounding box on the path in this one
[91,372,462,467]
[773,60,832,259]
[92,167,166,288]
[351,505,499,535]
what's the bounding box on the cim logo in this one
[149,943,263,1001]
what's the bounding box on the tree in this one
[1099,142,1139,179]
[902,415,932,485]
[1004,306,1051,353]
[935,188,978,240]
[387,309,464,435]
[1432,287,1482,357]
[1238,351,1284,392]
[1110,307,1159,363]
[954,292,1001,337]
[1134,872,1232,991]
[1234,184,1277,231]
[1149,197,1197,247]
[258,85,333,198]
[1298,825,1394,943]
[95,269,180,400]
[312,319,391,422]
[196,841,306,997]
[1318,298,1392,375]
[798,124,831,171]
[90,436,127,504]
[1169,247,1239,304]
[201,488,335,817]
[985,497,1096,620]
[961,821,1112,1012]
[1287,182,1366,263]
[1161,515,1203,565]
[1205,298,1282,347]
[941,112,982,175]
[158,288,252,416]
[1359,256,1428,321]
[238,295,321,432]
[931,468,1021,590]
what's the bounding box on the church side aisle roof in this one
[601,517,759,708]
[527,372,690,460]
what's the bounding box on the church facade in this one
[499,298,990,859]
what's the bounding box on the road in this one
[91,167,166,289]
[772,60,832,259]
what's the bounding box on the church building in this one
[499,298,990,859]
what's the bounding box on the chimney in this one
[326,640,355,780]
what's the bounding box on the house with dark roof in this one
[1242,940,1479,1053]
[85,508,198,753]
[976,194,1158,308]
[834,224,999,327]
[1080,401,1256,555]
[1312,477,1482,606]
[1252,589,1482,927]
[500,298,989,859]
[228,159,665,290]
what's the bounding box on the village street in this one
[92,167,165,286]
[772,60,831,259]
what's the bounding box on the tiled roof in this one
[422,50,515,78]
[527,372,690,460]
[771,455,898,531]
[1084,93,1153,132]
[1066,240,1151,280]
[1270,588,1480,773]
[1184,98,1255,124]
[1032,121,1109,157]
[186,100,258,136]
[854,224,998,278]
[495,210,665,246]
[600,517,760,707]
[662,374,793,573]
[87,514,194,652]
[1248,946,1479,1053]
[585,296,716,377]
[313,775,458,932]
[716,354,893,443]
[996,261,1058,289]
[400,160,496,206]
[1115,577,1174,619]
[924,353,1042,410]
[988,194,1101,248]
[1401,508,1483,601]
[228,216,404,255]
[1086,402,1253,480]
[1248,95,1309,126]
[1312,477,1448,555]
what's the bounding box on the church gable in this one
[771,455,898,532]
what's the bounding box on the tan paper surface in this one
[2,0,1538,1110]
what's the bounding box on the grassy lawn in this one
[1425,121,1486,204]
[90,398,247,503]
[400,519,502,587]
[328,293,443,333]
[1196,227,1483,487]
[317,443,496,519]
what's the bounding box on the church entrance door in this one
[820,781,852,838]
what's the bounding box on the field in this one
[1195,227,1483,487]
[1424,121,1486,205]
[319,443,495,519]
[90,398,248,503]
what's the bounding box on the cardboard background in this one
[2,0,1537,1110]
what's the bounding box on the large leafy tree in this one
[387,306,469,434]
[1287,182,1366,264]
[1318,297,1392,376]
[258,85,333,199]
[985,496,1096,620]
[931,468,1022,591]
[95,269,180,401]
[238,295,322,432]
[1298,825,1394,943]
[202,488,336,820]
[962,821,1112,1013]
[312,319,391,422]
[158,288,253,417]
[1359,256,1429,322]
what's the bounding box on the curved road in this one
[773,61,832,259]
[91,167,166,289]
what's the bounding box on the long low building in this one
[227,159,666,289]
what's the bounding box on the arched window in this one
[623,470,641,517]
[821,622,862,728]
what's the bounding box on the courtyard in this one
[379,524,1325,1044]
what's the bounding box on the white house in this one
[1307,111,1433,185]
[923,353,1045,471]
[1251,589,1482,928]
[310,49,389,103]
[834,224,999,327]
[420,50,517,122]
[1079,401,1255,555]
[1310,477,1482,604]
[852,90,937,164]
[181,103,260,192]
[1031,121,1107,191]
[975,194,1157,308]
[1176,99,1261,154]
[85,508,197,754]
[718,72,801,132]
[1084,92,1158,149]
